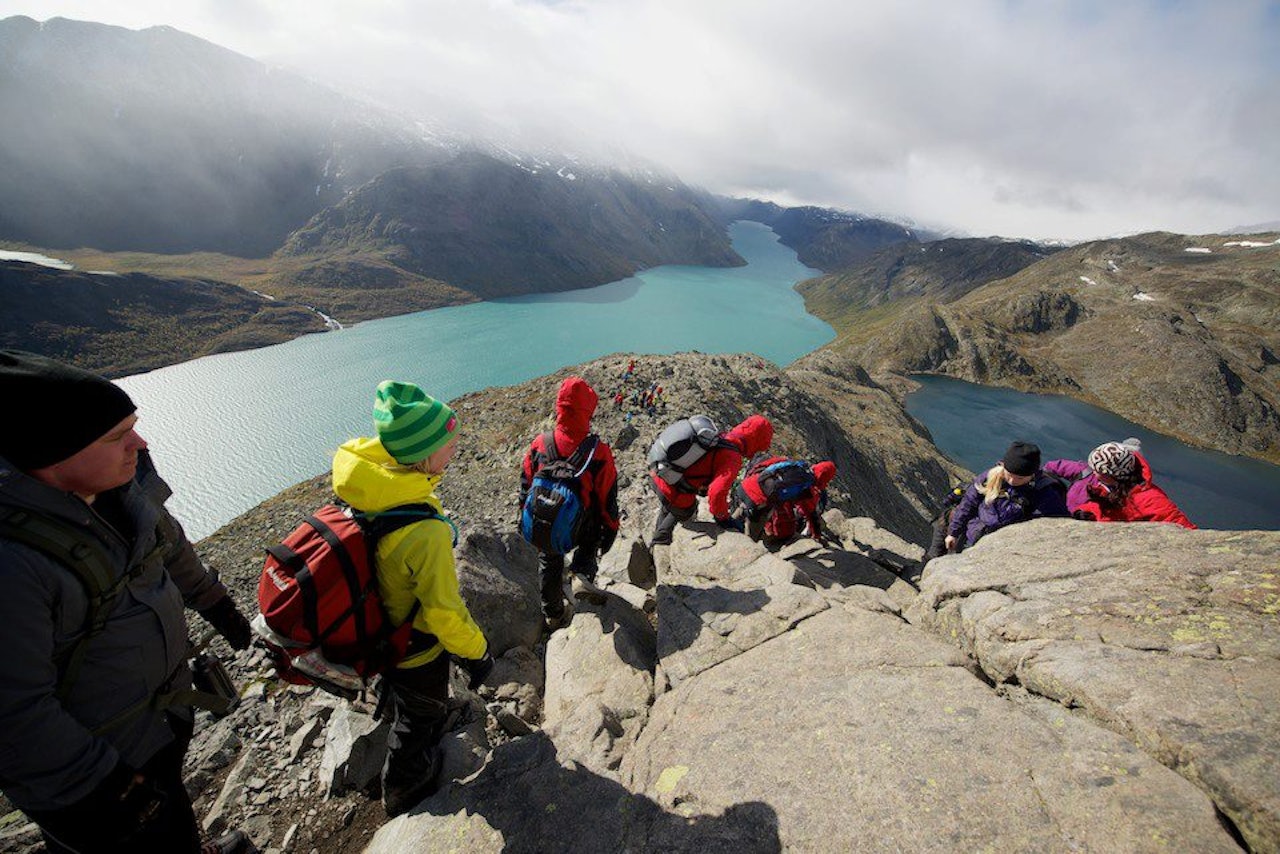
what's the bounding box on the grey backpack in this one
[648,416,728,488]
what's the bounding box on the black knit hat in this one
[1000,441,1041,477]
[0,350,137,471]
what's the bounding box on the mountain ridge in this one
[801,231,1280,464]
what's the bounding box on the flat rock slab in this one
[912,519,1280,851]
[625,607,1238,853]
[365,732,782,854]
[543,597,656,773]
[658,525,828,688]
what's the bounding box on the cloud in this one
[2,0,1277,240]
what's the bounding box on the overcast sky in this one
[4,0,1278,241]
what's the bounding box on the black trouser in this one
[923,509,959,563]
[539,522,602,618]
[381,653,451,798]
[650,480,697,546]
[32,714,201,854]
[731,485,770,542]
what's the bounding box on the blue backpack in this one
[752,458,817,505]
[520,432,599,555]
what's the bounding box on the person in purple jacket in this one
[944,441,1069,551]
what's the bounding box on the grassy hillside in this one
[0,261,325,377]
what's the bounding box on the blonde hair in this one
[981,464,1007,505]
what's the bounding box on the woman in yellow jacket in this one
[332,380,492,817]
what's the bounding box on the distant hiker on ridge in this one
[647,414,774,546]
[1045,440,1195,529]
[945,441,1069,552]
[332,381,493,817]
[519,377,620,631]
[0,351,254,854]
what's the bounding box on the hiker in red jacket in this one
[520,377,620,630]
[768,461,838,543]
[734,458,836,544]
[1046,441,1195,529]
[649,415,773,545]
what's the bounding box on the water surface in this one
[119,222,831,538]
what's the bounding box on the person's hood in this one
[555,376,598,444]
[812,460,836,488]
[332,436,443,513]
[1131,452,1154,487]
[726,415,773,457]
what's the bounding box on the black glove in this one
[715,515,745,534]
[1072,509,1098,522]
[200,596,252,651]
[598,526,618,558]
[456,650,495,690]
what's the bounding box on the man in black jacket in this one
[0,351,254,854]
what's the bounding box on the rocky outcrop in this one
[8,355,1267,853]
[910,520,1280,852]
[366,512,1248,853]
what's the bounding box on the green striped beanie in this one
[373,380,459,464]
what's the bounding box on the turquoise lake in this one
[118,221,832,539]
[116,220,1280,540]
[905,374,1280,531]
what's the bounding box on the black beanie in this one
[1000,441,1041,477]
[0,350,137,471]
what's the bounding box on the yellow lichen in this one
[655,765,690,795]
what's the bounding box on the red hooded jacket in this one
[651,415,773,518]
[520,377,620,532]
[1071,453,1195,529]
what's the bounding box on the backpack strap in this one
[352,503,455,653]
[538,431,560,466]
[745,452,773,479]
[564,434,599,477]
[358,503,458,547]
[0,505,140,701]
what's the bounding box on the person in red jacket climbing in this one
[736,458,837,544]
[648,414,773,546]
[1045,441,1195,529]
[520,377,620,630]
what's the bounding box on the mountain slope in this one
[797,237,1058,333]
[816,232,1280,463]
[0,260,325,376]
[279,153,742,298]
[0,16,453,255]
[718,198,919,272]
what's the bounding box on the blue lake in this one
[118,221,832,538]
[904,374,1280,531]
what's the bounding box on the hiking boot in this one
[571,573,606,605]
[383,745,443,818]
[202,830,256,854]
[543,598,575,633]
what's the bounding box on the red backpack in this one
[255,502,455,698]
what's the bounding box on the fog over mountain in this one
[0,16,461,254]
[1,1,1276,242]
